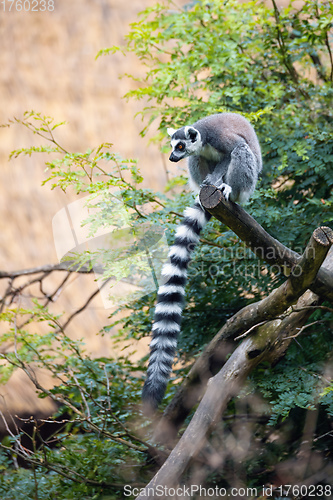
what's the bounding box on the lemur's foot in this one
[201,178,232,201]
[216,182,232,200]
[200,175,214,187]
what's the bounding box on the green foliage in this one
[0,304,148,499]
[252,308,333,424]
[1,0,333,497]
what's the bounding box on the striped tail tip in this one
[142,378,167,412]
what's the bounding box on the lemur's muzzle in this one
[169,152,180,162]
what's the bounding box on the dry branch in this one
[138,222,331,497]
[200,185,333,301]
[0,261,98,279]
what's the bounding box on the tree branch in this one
[0,261,98,279]
[199,185,333,301]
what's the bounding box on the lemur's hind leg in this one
[201,163,231,199]
[201,143,258,203]
[224,143,258,204]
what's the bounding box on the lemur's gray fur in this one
[142,113,262,409]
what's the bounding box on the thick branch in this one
[199,185,333,301]
[137,289,320,498]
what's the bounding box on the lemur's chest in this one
[199,143,224,162]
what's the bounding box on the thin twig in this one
[291,304,333,314]
[70,370,91,420]
[59,280,109,331]
[234,320,270,341]
[283,319,326,340]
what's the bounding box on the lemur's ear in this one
[167,127,177,137]
[185,126,198,142]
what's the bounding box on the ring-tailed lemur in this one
[142,113,262,409]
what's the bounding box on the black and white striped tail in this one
[142,200,211,409]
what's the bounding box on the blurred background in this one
[0,0,293,427]
[0,0,177,425]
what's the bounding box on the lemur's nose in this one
[169,152,180,162]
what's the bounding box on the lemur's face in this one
[167,126,202,162]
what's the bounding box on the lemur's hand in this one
[216,182,232,200]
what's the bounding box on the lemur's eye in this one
[177,143,184,150]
